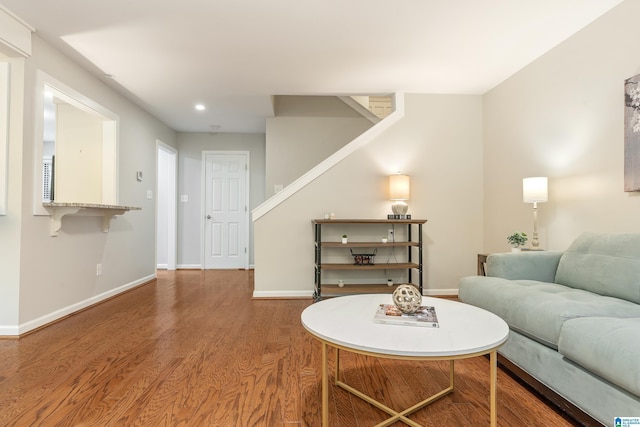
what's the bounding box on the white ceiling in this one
[1,0,624,133]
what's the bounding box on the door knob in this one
[206,215,211,219]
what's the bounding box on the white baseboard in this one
[157,264,168,270]
[253,290,314,299]
[3,274,157,336]
[424,288,459,296]
[176,264,201,269]
[0,325,18,336]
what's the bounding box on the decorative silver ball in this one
[392,284,422,314]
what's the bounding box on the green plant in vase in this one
[507,232,528,252]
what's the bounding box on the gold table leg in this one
[319,345,499,426]
[332,349,454,427]
[490,350,497,427]
[322,342,328,426]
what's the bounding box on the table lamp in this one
[389,174,410,216]
[522,177,548,248]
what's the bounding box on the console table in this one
[312,219,427,300]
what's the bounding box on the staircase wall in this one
[265,96,373,196]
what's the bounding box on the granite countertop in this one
[43,202,141,210]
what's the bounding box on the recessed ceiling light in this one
[195,104,206,111]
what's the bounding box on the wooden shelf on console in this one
[320,283,402,295]
[320,241,418,248]
[313,219,426,225]
[318,262,419,270]
[43,202,141,237]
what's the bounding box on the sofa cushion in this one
[486,251,562,282]
[555,232,640,304]
[458,276,640,348]
[558,317,640,398]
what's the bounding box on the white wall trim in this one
[424,289,459,297]
[0,325,18,336]
[177,264,202,270]
[252,92,405,221]
[252,290,314,298]
[0,5,34,58]
[0,274,156,336]
[0,61,9,215]
[338,96,381,124]
[33,70,120,215]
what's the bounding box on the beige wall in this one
[255,93,483,296]
[55,104,103,203]
[265,96,372,195]
[2,34,177,334]
[483,0,640,253]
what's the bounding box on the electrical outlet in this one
[388,229,394,241]
[96,264,102,276]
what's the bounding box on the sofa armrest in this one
[486,251,563,282]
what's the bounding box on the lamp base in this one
[391,201,408,215]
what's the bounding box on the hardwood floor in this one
[0,270,579,426]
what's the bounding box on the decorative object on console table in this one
[350,249,376,265]
[522,177,547,248]
[625,73,640,191]
[507,231,528,252]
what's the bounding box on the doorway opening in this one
[157,141,177,270]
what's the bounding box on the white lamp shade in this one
[389,174,410,200]
[523,177,548,203]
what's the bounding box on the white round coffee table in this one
[301,294,509,427]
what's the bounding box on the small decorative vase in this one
[392,284,422,314]
[511,247,521,253]
[341,237,348,244]
[381,238,388,243]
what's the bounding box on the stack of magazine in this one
[374,304,439,328]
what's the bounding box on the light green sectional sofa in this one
[459,232,640,426]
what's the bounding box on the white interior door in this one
[204,152,248,269]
